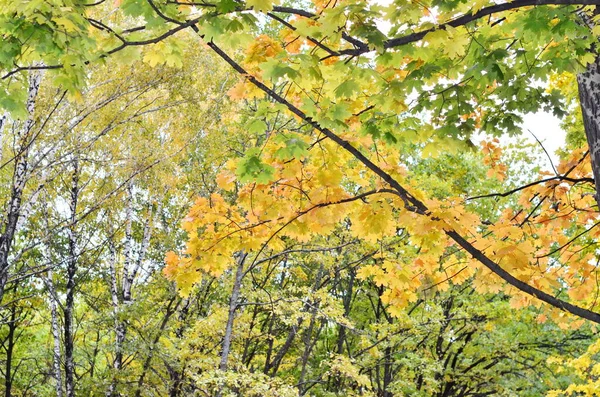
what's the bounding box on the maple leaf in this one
[246,0,279,12]
[236,149,275,184]
[334,79,360,99]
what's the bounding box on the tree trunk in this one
[382,346,393,397]
[3,305,16,397]
[89,329,100,380]
[107,186,133,397]
[578,53,600,207]
[121,182,134,305]
[298,264,324,395]
[219,253,247,372]
[215,253,246,397]
[63,156,79,397]
[576,7,600,208]
[0,71,41,305]
[44,271,64,397]
[107,240,122,397]
[134,296,180,397]
[266,265,324,377]
[166,362,185,397]
[0,113,6,155]
[108,195,157,396]
[336,267,355,356]
[122,199,156,302]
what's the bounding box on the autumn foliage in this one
[2,0,600,396]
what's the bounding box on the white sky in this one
[521,112,565,165]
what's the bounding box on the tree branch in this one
[200,37,600,325]
[343,0,600,56]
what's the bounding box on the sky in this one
[521,112,566,165]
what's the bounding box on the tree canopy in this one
[2,0,600,396]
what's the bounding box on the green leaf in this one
[216,0,238,13]
[361,121,381,139]
[334,80,360,99]
[247,119,268,134]
[0,96,27,120]
[236,148,275,184]
[260,58,299,81]
[246,0,278,12]
[329,103,352,122]
[274,134,309,160]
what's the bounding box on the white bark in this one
[0,70,42,305]
[44,270,64,397]
[108,196,158,396]
[219,253,247,372]
[107,239,122,397]
[121,182,134,305]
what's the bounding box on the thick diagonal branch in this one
[201,38,600,324]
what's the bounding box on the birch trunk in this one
[0,71,41,305]
[0,113,6,157]
[63,155,79,397]
[107,239,122,397]
[121,183,134,305]
[108,196,157,396]
[108,186,133,397]
[44,271,63,397]
[219,253,247,372]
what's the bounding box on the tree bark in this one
[266,265,324,377]
[298,264,324,395]
[0,71,41,305]
[108,195,157,396]
[44,271,64,397]
[3,305,16,397]
[121,182,134,305]
[578,50,600,208]
[107,186,134,397]
[134,296,180,397]
[63,155,79,397]
[219,253,247,371]
[336,267,355,356]
[215,253,246,397]
[107,239,122,397]
[0,113,6,156]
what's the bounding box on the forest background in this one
[2,0,600,396]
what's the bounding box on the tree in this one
[0,39,236,395]
[1,0,600,323]
[4,0,600,395]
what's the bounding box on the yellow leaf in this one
[471,0,489,13]
[53,17,79,32]
[216,170,236,191]
[423,29,450,48]
[143,46,165,67]
[246,0,279,12]
[444,26,470,59]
